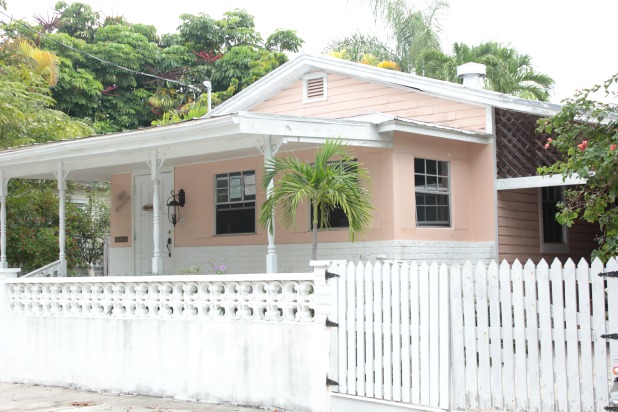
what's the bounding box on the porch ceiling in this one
[0,112,389,181]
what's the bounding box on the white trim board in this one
[496,174,586,190]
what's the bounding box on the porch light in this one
[167,189,185,226]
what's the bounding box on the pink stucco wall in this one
[251,73,487,133]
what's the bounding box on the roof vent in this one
[457,62,486,89]
[303,72,328,102]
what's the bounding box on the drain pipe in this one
[203,81,212,114]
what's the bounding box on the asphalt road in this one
[0,382,266,412]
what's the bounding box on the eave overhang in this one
[496,174,586,190]
[0,112,388,181]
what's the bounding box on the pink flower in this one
[544,143,550,149]
[611,144,617,151]
[547,138,553,143]
[577,140,588,152]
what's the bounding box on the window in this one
[541,186,567,250]
[215,171,256,234]
[414,158,450,227]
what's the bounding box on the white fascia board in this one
[209,54,562,118]
[377,119,492,144]
[0,116,242,178]
[236,112,390,148]
[496,174,586,190]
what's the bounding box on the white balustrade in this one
[5,276,316,322]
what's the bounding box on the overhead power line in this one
[0,10,201,91]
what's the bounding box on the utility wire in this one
[0,10,201,91]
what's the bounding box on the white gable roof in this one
[209,53,561,118]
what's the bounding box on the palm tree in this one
[258,139,374,260]
[324,0,447,73]
[417,41,555,101]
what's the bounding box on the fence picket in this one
[512,260,528,411]
[429,262,440,406]
[462,261,478,409]
[474,261,491,409]
[373,262,383,399]
[438,263,450,410]
[577,259,595,411]
[391,263,402,402]
[346,262,357,395]
[564,259,582,411]
[499,260,515,411]
[364,262,375,398]
[419,261,430,406]
[383,263,393,400]
[355,262,366,397]
[400,263,411,403]
[607,258,618,412]
[550,258,568,412]
[449,263,466,409]
[524,260,541,411]
[487,261,503,409]
[410,262,420,404]
[591,258,608,409]
[536,260,555,412]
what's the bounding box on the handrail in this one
[22,260,61,278]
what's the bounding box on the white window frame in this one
[414,158,451,228]
[214,170,256,235]
[303,72,328,103]
[539,186,569,253]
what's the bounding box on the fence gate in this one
[328,258,617,412]
[328,261,451,410]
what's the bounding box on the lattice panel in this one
[495,108,560,178]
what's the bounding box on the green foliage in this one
[417,41,554,101]
[537,73,618,261]
[70,184,110,267]
[259,139,374,260]
[3,4,302,131]
[5,180,108,272]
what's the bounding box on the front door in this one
[134,172,174,275]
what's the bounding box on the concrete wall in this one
[0,272,332,411]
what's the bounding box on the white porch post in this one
[56,162,68,276]
[150,150,162,275]
[0,170,7,269]
[262,137,280,273]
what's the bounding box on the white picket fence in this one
[328,258,618,412]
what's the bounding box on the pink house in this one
[0,54,600,276]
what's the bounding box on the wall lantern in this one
[167,189,185,226]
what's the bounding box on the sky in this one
[4,0,617,103]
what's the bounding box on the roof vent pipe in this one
[457,62,486,89]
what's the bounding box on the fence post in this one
[0,269,19,316]
[311,260,343,392]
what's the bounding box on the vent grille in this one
[306,77,324,100]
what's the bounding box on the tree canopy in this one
[325,0,554,101]
[1,3,303,133]
[538,73,618,261]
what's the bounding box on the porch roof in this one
[0,112,385,181]
[0,110,491,182]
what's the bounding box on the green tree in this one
[417,41,555,101]
[325,0,446,72]
[258,139,374,260]
[537,73,618,261]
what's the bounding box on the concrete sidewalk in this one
[0,383,266,412]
